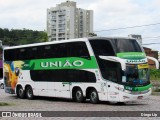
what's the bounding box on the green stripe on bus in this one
[116,52,146,59]
[22,56,98,70]
[124,84,151,92]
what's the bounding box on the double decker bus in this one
[3,37,159,103]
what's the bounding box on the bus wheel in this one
[17,86,25,99]
[89,89,99,104]
[116,102,126,105]
[75,88,85,103]
[0,83,4,89]
[26,86,34,100]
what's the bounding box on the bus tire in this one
[26,86,34,100]
[0,83,4,89]
[75,88,85,103]
[116,102,126,105]
[17,86,25,99]
[89,89,99,104]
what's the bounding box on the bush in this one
[150,69,160,81]
[0,102,9,106]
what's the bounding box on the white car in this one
[0,79,4,89]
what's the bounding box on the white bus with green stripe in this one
[3,37,159,103]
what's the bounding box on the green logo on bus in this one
[117,52,146,59]
[126,59,146,63]
[21,57,98,70]
[41,60,84,68]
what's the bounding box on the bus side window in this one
[43,45,52,58]
[59,44,68,58]
[19,48,29,60]
[90,40,115,56]
[78,42,90,59]
[29,47,38,59]
[51,46,59,58]
[70,42,90,60]
[4,49,15,61]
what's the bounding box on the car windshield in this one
[122,64,149,86]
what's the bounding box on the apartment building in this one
[47,1,93,41]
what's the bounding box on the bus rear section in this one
[3,39,102,103]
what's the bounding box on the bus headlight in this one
[115,86,131,93]
[124,90,132,94]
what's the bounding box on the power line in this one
[142,43,160,45]
[143,36,160,39]
[94,22,160,32]
[142,36,160,40]
[1,22,160,39]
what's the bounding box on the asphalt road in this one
[0,88,160,120]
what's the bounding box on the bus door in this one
[30,70,48,97]
[106,69,120,102]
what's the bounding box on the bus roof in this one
[4,37,88,50]
[4,37,136,50]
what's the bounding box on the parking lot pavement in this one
[0,89,160,119]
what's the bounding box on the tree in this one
[0,28,48,46]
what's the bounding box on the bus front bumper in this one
[119,88,152,102]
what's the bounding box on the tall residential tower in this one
[47,1,93,41]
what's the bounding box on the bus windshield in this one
[112,39,143,53]
[122,64,149,86]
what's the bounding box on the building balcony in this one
[58,38,65,41]
[52,25,56,28]
[58,22,65,24]
[58,11,65,15]
[58,30,65,33]
[58,35,65,38]
[58,26,65,29]
[51,31,56,34]
[58,18,65,21]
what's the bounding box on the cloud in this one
[0,0,64,30]
[1,0,159,32]
[86,0,160,51]
[88,0,159,30]
[88,1,160,41]
[0,0,160,50]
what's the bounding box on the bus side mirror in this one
[147,56,159,69]
[99,56,126,71]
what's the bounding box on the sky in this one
[0,0,160,51]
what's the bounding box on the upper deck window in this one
[4,41,90,61]
[89,40,115,56]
